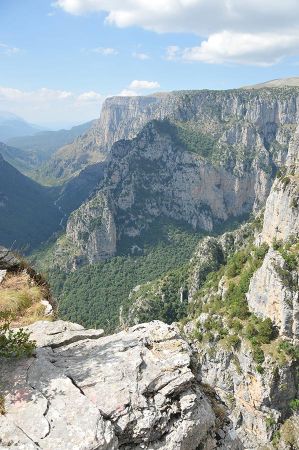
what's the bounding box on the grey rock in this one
[0,320,240,450]
[247,249,299,339]
[0,246,21,270]
[0,269,7,284]
[261,125,299,244]
[24,320,104,348]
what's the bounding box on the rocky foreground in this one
[0,320,241,450]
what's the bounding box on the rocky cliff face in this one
[0,320,241,450]
[121,121,299,448]
[66,191,117,267]
[261,125,299,245]
[178,132,299,448]
[247,248,299,339]
[45,87,299,268]
[40,88,299,182]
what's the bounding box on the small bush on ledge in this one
[0,313,36,358]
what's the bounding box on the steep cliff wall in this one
[40,88,299,181]
[179,132,299,448]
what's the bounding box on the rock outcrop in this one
[247,248,299,339]
[0,320,240,450]
[197,338,298,449]
[65,192,117,266]
[261,125,299,245]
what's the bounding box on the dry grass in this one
[0,271,52,326]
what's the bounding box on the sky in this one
[1,0,299,128]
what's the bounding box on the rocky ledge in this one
[0,320,240,450]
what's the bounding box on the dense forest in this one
[47,221,202,332]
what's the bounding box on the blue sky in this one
[1,0,299,128]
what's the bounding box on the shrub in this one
[0,313,36,358]
[289,398,299,411]
[278,341,299,360]
[254,243,269,260]
[252,346,265,364]
[281,176,291,188]
[256,364,264,374]
[265,415,276,430]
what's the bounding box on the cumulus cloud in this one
[117,80,160,96]
[0,86,103,125]
[118,89,138,97]
[182,31,299,66]
[132,51,150,60]
[128,80,160,90]
[90,47,118,55]
[0,43,20,56]
[76,90,103,102]
[54,0,299,65]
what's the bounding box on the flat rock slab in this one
[24,320,105,348]
[0,320,238,450]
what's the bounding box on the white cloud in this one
[165,46,180,61]
[132,51,150,60]
[0,43,20,56]
[182,31,299,66]
[91,47,118,55]
[54,0,299,65]
[76,91,103,102]
[118,89,138,97]
[128,80,160,90]
[0,86,103,124]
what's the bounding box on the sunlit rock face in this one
[0,320,241,450]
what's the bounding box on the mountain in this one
[0,154,62,250]
[55,161,106,217]
[0,111,43,141]
[38,119,108,182]
[0,141,36,174]
[244,76,299,89]
[6,120,94,171]
[38,84,299,185]
[2,82,299,450]
[2,130,299,449]
[38,86,299,269]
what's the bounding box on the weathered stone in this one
[247,249,299,339]
[0,246,20,270]
[24,320,104,348]
[0,320,240,450]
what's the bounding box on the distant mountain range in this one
[0,118,94,181]
[0,111,44,141]
[6,120,94,164]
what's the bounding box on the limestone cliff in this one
[261,125,299,244]
[179,133,299,448]
[123,124,299,448]
[0,320,241,450]
[40,87,299,182]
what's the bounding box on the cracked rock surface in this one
[0,320,240,449]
